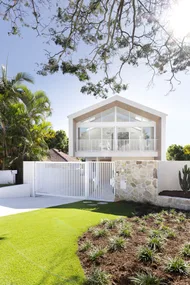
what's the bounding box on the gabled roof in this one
[68,95,167,119]
[45,149,79,162]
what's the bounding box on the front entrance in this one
[24,161,115,202]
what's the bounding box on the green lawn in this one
[0,200,136,285]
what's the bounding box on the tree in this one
[184,145,190,155]
[0,0,190,98]
[1,1,190,97]
[46,130,68,153]
[0,84,53,182]
[166,144,186,161]
[166,144,190,161]
[0,65,34,169]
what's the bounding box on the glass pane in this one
[130,127,142,139]
[142,127,154,139]
[78,128,89,139]
[102,128,114,140]
[89,128,101,139]
[117,107,130,122]
[130,112,142,122]
[81,113,101,123]
[117,128,129,139]
[101,108,115,122]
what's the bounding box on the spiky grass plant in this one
[100,218,109,225]
[148,237,163,252]
[116,217,126,224]
[85,268,111,285]
[165,230,176,239]
[149,229,163,238]
[138,246,155,263]
[182,244,190,257]
[92,228,108,238]
[139,226,147,233]
[106,219,117,229]
[130,272,165,285]
[165,257,189,275]
[108,236,126,252]
[80,240,93,252]
[89,247,107,262]
[119,226,132,238]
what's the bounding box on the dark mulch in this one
[160,190,190,199]
[78,210,190,284]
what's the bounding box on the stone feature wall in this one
[115,160,158,203]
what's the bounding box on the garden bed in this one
[78,210,190,285]
[159,190,190,199]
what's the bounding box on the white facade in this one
[68,95,167,161]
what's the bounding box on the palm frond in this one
[14,73,34,85]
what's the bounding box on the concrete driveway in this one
[0,196,81,217]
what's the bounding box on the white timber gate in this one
[24,161,115,201]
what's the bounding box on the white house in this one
[68,95,167,161]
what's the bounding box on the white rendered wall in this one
[158,161,190,193]
[0,170,17,184]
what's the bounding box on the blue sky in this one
[0,19,189,148]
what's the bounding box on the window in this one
[142,127,154,139]
[130,127,142,139]
[82,113,101,123]
[89,128,101,139]
[130,112,142,122]
[117,128,129,140]
[101,108,115,122]
[102,128,114,140]
[117,107,130,122]
[78,128,89,140]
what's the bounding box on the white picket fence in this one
[23,161,115,201]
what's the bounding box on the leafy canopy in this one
[167,144,190,161]
[1,1,190,97]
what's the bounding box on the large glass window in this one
[102,128,114,140]
[130,112,143,122]
[89,128,101,139]
[142,127,154,139]
[82,113,101,123]
[130,127,142,139]
[101,108,115,122]
[78,128,89,140]
[117,107,130,122]
[117,128,129,140]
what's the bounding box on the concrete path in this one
[0,196,81,217]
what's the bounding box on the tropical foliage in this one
[167,144,190,161]
[46,130,68,153]
[0,66,53,182]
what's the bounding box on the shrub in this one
[130,272,165,285]
[92,228,108,238]
[149,229,163,238]
[116,217,126,224]
[80,240,92,252]
[85,268,111,285]
[120,227,132,238]
[138,246,155,263]
[148,237,163,251]
[182,244,190,257]
[106,220,117,229]
[166,230,176,239]
[139,226,147,233]
[165,257,189,275]
[109,236,126,252]
[159,225,170,232]
[133,217,141,223]
[100,218,109,225]
[89,247,107,262]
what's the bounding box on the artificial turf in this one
[0,200,135,285]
